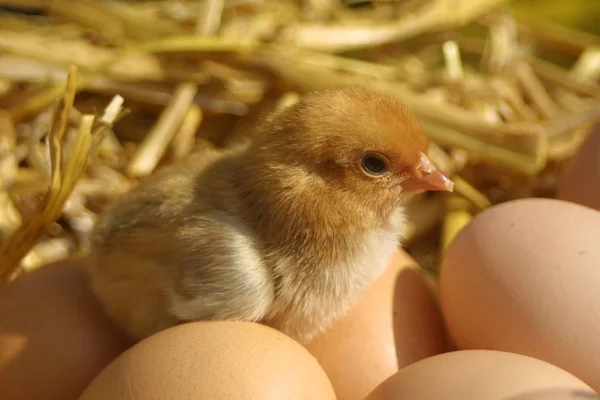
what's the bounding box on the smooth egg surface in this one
[365,350,593,400]
[80,320,336,400]
[440,198,600,391]
[0,259,132,400]
[505,388,600,399]
[557,121,600,211]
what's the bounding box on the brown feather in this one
[87,86,432,342]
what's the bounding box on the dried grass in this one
[0,0,599,283]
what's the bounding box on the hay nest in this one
[0,0,599,285]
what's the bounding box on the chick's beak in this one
[400,152,454,193]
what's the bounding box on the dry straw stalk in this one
[0,0,599,280]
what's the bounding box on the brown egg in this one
[80,321,336,400]
[505,388,599,400]
[440,198,600,391]
[304,250,449,400]
[365,350,593,400]
[557,120,600,211]
[0,258,132,400]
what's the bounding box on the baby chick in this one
[87,86,453,343]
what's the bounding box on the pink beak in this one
[400,152,454,192]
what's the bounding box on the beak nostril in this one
[418,152,436,174]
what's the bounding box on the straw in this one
[0,0,599,281]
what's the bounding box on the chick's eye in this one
[361,153,389,176]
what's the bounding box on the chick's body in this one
[88,87,451,342]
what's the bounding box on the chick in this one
[87,86,453,343]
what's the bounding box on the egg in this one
[439,198,600,391]
[365,350,593,400]
[80,321,336,400]
[505,388,599,400]
[0,259,132,400]
[304,250,449,400]
[557,121,600,211]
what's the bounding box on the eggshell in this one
[439,198,600,391]
[0,259,132,400]
[557,121,600,211]
[304,250,449,400]
[505,388,599,400]
[80,321,336,400]
[365,350,593,400]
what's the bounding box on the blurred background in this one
[513,0,600,35]
[0,0,599,281]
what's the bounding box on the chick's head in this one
[253,87,453,215]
